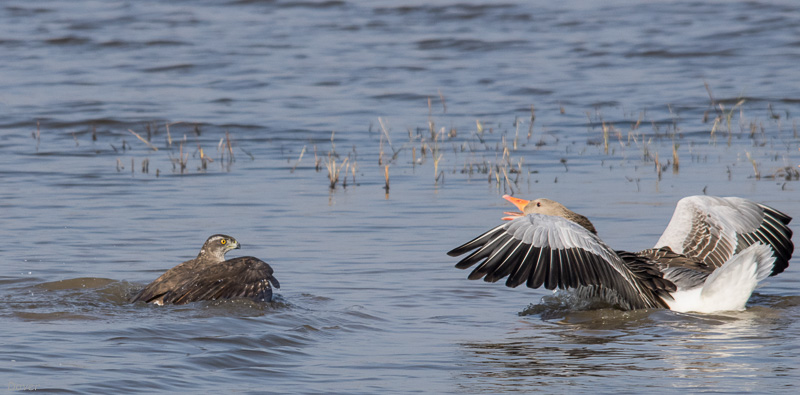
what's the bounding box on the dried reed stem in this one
[165,122,178,147]
[33,121,41,152]
[128,129,158,151]
[325,156,349,189]
[655,152,662,180]
[672,142,680,173]
[291,145,307,173]
[434,153,443,183]
[527,104,535,139]
[225,131,234,162]
[378,118,394,153]
[746,152,760,180]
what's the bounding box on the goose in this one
[447,195,793,313]
[131,234,280,305]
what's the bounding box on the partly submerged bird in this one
[130,234,280,305]
[447,195,793,313]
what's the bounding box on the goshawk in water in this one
[130,234,280,305]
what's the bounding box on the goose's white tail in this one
[666,244,775,313]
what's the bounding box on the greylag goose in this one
[448,195,793,313]
[131,234,280,305]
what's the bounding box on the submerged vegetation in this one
[28,89,800,195]
[295,92,799,196]
[30,121,248,177]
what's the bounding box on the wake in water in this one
[0,277,289,322]
[519,291,627,320]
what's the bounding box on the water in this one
[2,0,799,393]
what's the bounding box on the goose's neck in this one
[561,209,597,234]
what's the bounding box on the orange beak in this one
[501,194,530,220]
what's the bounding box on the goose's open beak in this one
[501,195,530,220]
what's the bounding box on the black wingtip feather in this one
[447,225,506,257]
[455,245,495,270]
[760,204,792,225]
[528,247,549,289]
[484,242,528,283]
[469,236,516,281]
[505,244,538,288]
[757,206,794,276]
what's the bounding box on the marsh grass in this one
[127,129,158,151]
[319,130,358,190]
[383,165,390,193]
[31,87,798,188]
[672,142,680,173]
[197,145,213,171]
[325,155,348,189]
[746,152,761,180]
[290,145,306,173]
[32,121,41,152]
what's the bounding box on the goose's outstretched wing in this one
[133,257,279,305]
[448,214,669,309]
[654,196,793,276]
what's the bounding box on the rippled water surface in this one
[2,1,800,393]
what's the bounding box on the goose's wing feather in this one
[137,257,279,305]
[448,214,667,309]
[654,196,793,275]
[636,247,711,290]
[615,250,677,299]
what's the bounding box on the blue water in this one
[1,1,799,393]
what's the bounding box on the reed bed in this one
[347,93,799,195]
[29,88,800,193]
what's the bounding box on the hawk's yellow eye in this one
[220,239,227,245]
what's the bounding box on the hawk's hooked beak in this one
[226,240,241,250]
